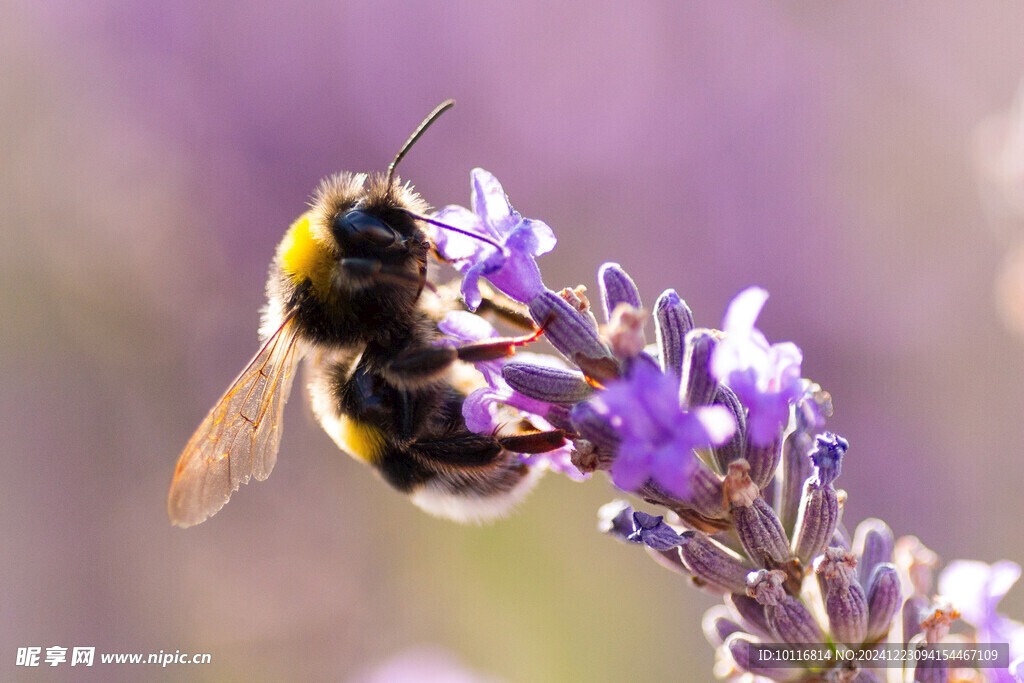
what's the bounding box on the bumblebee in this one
[168,101,563,528]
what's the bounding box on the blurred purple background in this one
[3,2,1024,680]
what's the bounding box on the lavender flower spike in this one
[432,168,555,309]
[710,287,804,447]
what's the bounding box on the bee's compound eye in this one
[333,210,398,248]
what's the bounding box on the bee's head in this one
[274,100,458,311]
[274,171,431,306]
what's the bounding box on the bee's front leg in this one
[380,345,458,388]
[382,324,544,388]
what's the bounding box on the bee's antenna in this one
[401,210,510,257]
[387,99,456,188]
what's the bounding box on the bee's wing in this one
[168,316,301,528]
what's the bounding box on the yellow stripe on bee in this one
[335,415,387,464]
[279,212,334,298]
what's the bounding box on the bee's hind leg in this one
[498,430,566,454]
[408,431,505,468]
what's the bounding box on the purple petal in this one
[463,387,499,433]
[693,405,738,444]
[721,286,769,337]
[506,218,557,257]
[470,168,514,234]
[1010,656,1024,682]
[938,560,1022,628]
[520,446,588,481]
[743,390,794,447]
[628,511,684,551]
[598,501,637,541]
[460,264,486,311]
[610,442,652,492]
[437,311,499,343]
[430,205,487,261]
[649,443,695,499]
[481,247,546,304]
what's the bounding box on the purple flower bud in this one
[830,521,851,551]
[852,518,894,589]
[634,480,728,534]
[543,403,573,432]
[528,290,615,373]
[732,498,791,569]
[644,545,691,576]
[597,500,636,542]
[628,511,684,551]
[727,593,774,640]
[598,262,643,322]
[809,432,847,485]
[682,328,720,408]
[501,361,593,405]
[723,633,803,681]
[711,384,747,471]
[912,647,949,683]
[865,563,901,642]
[725,461,791,568]
[745,435,782,491]
[747,569,825,645]
[790,453,842,565]
[683,465,729,523]
[778,433,814,534]
[815,548,869,644]
[654,289,693,379]
[678,531,755,594]
[702,604,744,648]
[569,401,620,453]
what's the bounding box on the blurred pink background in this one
[3,2,1024,681]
